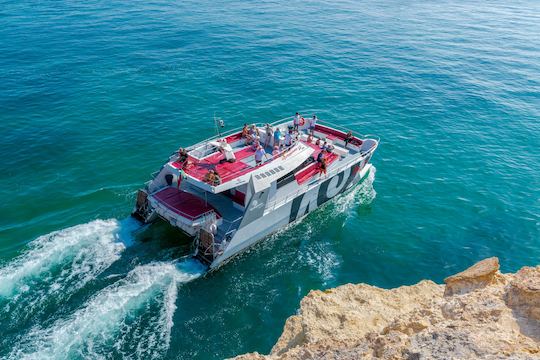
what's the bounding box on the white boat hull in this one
[209,162,373,269]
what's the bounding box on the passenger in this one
[251,137,260,151]
[241,124,249,138]
[274,127,282,147]
[204,170,216,184]
[293,112,301,132]
[307,132,313,143]
[249,124,259,137]
[319,157,327,177]
[272,145,280,157]
[315,138,321,146]
[317,149,326,164]
[284,131,293,147]
[177,148,188,163]
[344,131,353,147]
[309,115,317,133]
[317,149,328,177]
[264,124,273,147]
[321,140,327,149]
[213,171,222,186]
[254,145,268,165]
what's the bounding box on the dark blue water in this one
[0,1,539,358]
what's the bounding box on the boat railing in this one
[316,119,380,143]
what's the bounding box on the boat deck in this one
[172,124,363,185]
[152,187,221,220]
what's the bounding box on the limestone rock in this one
[443,257,500,296]
[231,258,540,360]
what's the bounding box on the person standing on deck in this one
[274,127,282,147]
[254,145,268,165]
[317,149,328,177]
[264,123,273,147]
[284,130,293,147]
[293,112,301,132]
[309,115,317,134]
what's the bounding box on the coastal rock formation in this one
[233,258,539,359]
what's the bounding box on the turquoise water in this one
[1,0,539,358]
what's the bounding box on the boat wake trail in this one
[332,165,377,216]
[0,218,138,329]
[9,259,205,360]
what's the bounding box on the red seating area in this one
[294,140,339,184]
[225,132,243,143]
[295,152,338,184]
[172,146,258,184]
[153,187,221,220]
[315,124,363,146]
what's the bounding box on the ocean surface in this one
[1,0,539,358]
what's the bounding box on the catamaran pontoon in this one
[132,115,378,269]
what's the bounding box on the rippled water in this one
[1,1,539,359]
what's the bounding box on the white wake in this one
[0,218,138,323]
[9,259,205,360]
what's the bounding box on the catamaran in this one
[132,115,378,270]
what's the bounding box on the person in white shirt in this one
[254,145,268,165]
[284,131,293,147]
[293,112,301,131]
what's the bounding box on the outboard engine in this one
[132,189,155,223]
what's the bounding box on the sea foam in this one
[0,218,138,327]
[9,259,205,360]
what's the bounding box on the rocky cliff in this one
[233,258,539,359]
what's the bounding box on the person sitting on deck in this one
[315,138,321,146]
[213,171,222,186]
[249,124,259,137]
[241,124,249,138]
[307,132,314,143]
[320,140,327,149]
[218,139,236,164]
[251,137,261,151]
[177,148,190,168]
[177,148,188,163]
[264,124,273,147]
[272,145,280,157]
[344,131,354,147]
[254,145,268,166]
[203,170,216,184]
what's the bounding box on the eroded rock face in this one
[443,257,501,296]
[232,258,540,360]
